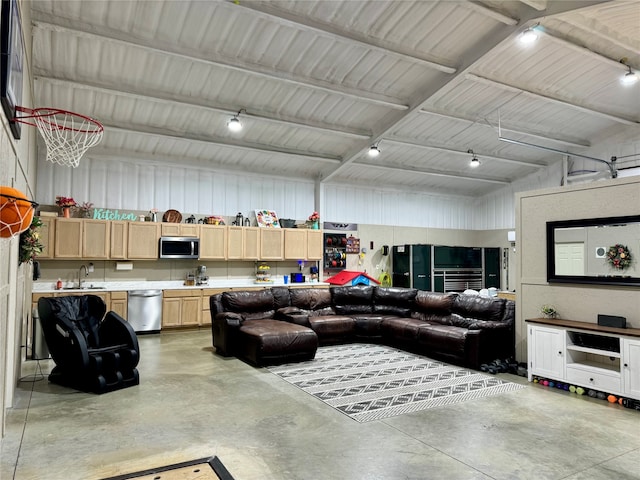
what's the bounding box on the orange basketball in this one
[0,186,35,238]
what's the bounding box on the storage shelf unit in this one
[526,317,640,401]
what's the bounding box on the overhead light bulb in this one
[368,145,380,157]
[227,116,242,132]
[621,66,638,86]
[519,26,538,45]
[469,156,480,168]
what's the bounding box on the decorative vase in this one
[313,221,319,229]
[62,207,71,218]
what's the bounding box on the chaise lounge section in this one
[210,285,514,369]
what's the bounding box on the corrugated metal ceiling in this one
[28,0,640,197]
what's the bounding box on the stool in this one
[238,319,318,366]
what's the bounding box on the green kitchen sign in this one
[93,208,140,221]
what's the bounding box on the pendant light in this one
[468,149,480,168]
[620,64,638,86]
[227,109,246,132]
[519,24,539,45]
[368,145,381,157]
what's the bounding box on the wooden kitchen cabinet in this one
[260,228,284,260]
[306,229,323,260]
[160,223,199,237]
[243,227,260,260]
[200,225,228,260]
[82,220,111,259]
[284,228,307,260]
[35,217,56,259]
[110,291,128,319]
[110,221,128,259]
[227,226,244,259]
[127,222,160,259]
[54,218,110,259]
[54,218,83,258]
[201,288,227,326]
[162,290,201,327]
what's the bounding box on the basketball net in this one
[0,190,38,239]
[15,107,104,168]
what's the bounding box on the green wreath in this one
[606,244,632,270]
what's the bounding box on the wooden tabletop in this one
[526,317,640,338]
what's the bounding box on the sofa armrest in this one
[468,320,512,330]
[212,312,245,356]
[276,307,311,327]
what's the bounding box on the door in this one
[412,245,431,290]
[484,247,501,289]
[392,245,410,288]
[623,339,640,399]
[555,243,584,276]
[528,325,564,380]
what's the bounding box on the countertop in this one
[33,279,329,294]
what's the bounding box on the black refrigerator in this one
[392,244,431,290]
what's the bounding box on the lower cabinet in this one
[162,290,201,328]
[527,318,640,400]
[110,291,128,319]
[201,288,227,326]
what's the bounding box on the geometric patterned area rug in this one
[267,343,525,423]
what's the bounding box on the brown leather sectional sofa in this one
[210,285,514,369]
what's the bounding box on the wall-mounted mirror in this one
[547,215,640,286]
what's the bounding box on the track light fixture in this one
[619,60,638,86]
[519,24,539,45]
[467,149,480,168]
[227,109,246,132]
[368,144,381,157]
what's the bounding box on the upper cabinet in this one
[260,228,284,260]
[35,217,56,259]
[127,222,160,259]
[284,229,307,260]
[37,219,321,262]
[200,225,227,260]
[54,218,110,259]
[161,223,199,237]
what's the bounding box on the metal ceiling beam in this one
[35,75,371,140]
[382,137,547,168]
[465,73,639,126]
[418,109,591,148]
[351,162,510,185]
[321,1,608,183]
[102,123,342,163]
[465,2,519,26]
[32,18,408,111]
[231,1,457,74]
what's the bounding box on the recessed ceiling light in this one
[368,145,381,157]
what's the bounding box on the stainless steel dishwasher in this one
[128,290,162,334]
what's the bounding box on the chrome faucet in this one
[79,264,89,289]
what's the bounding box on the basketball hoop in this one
[14,107,104,168]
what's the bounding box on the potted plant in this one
[540,305,557,319]
[79,201,93,218]
[55,196,76,218]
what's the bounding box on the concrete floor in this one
[1,329,640,480]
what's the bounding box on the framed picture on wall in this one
[1,0,24,139]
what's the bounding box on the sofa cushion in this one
[308,315,356,342]
[290,288,332,311]
[381,317,432,342]
[222,290,275,319]
[414,291,457,314]
[373,287,417,317]
[271,286,292,310]
[331,285,374,314]
[453,295,505,322]
[416,324,468,356]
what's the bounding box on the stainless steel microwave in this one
[159,236,200,259]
